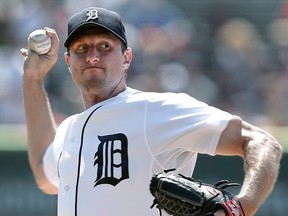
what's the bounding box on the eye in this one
[77,44,89,52]
[99,42,111,50]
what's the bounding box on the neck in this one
[81,84,127,109]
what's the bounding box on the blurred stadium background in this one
[0,0,287,215]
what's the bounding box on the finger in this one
[20,48,28,57]
[20,48,38,57]
[44,27,59,54]
[44,27,59,44]
[44,27,56,33]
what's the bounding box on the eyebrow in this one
[72,32,118,46]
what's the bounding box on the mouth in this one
[83,65,104,73]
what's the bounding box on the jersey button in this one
[64,185,70,191]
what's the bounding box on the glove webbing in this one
[151,191,201,216]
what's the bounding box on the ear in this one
[123,48,132,70]
[64,52,70,68]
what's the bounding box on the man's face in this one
[65,28,131,97]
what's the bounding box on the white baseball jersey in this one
[43,87,232,216]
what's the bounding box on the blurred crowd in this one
[1,0,288,126]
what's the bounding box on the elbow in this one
[266,130,284,161]
[273,140,283,162]
[262,137,283,171]
[35,177,58,195]
[32,167,58,195]
[261,129,283,161]
[243,133,283,170]
[29,162,58,195]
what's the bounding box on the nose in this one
[86,47,100,63]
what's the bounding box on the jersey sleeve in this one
[146,92,232,157]
[43,141,60,187]
[43,115,76,187]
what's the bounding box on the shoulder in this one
[127,87,207,107]
[55,114,79,135]
[58,114,79,127]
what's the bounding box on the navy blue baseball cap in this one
[64,7,127,48]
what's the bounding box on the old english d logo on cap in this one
[86,9,98,21]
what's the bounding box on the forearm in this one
[20,28,59,194]
[23,78,57,189]
[238,128,283,215]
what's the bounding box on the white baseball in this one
[27,29,52,55]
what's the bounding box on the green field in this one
[0,124,27,151]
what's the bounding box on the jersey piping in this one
[75,105,103,216]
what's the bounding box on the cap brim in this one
[64,23,127,48]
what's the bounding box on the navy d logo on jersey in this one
[93,133,129,187]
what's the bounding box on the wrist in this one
[22,73,46,88]
[223,197,245,216]
[236,195,258,216]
